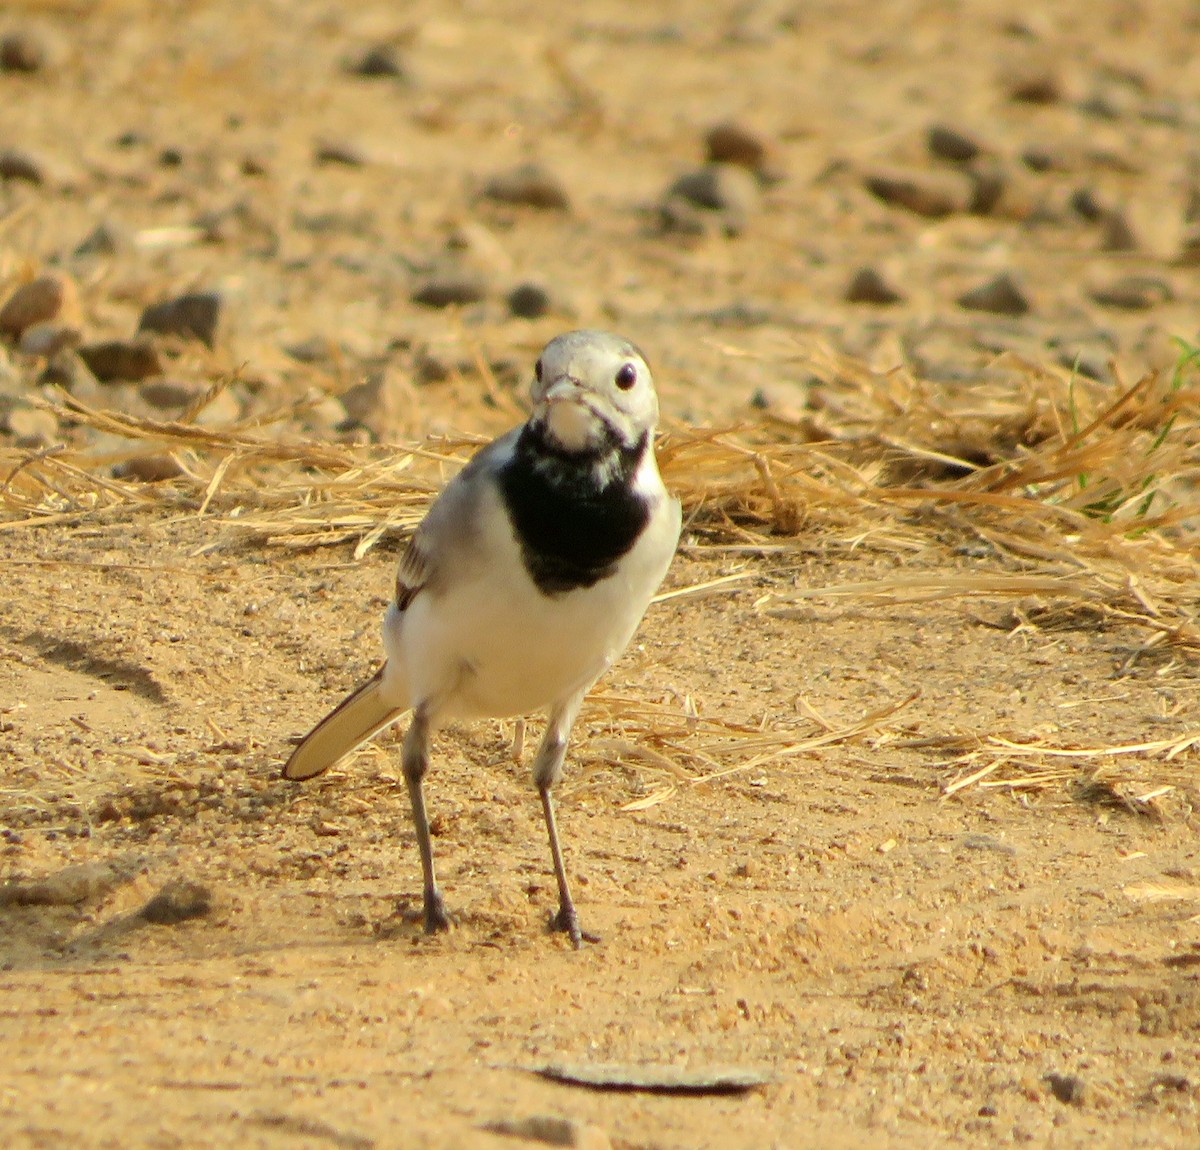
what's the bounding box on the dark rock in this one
[0,29,48,73]
[0,273,79,338]
[138,378,206,410]
[1089,275,1173,310]
[1099,209,1138,252]
[1069,187,1105,222]
[413,346,464,385]
[661,164,759,235]
[314,139,369,167]
[1045,1073,1087,1106]
[157,146,184,168]
[412,267,489,308]
[138,291,223,348]
[78,339,163,382]
[113,454,186,483]
[0,147,45,184]
[140,879,212,924]
[1079,86,1133,121]
[1020,146,1056,172]
[1177,229,1200,267]
[967,161,1037,220]
[240,151,270,178]
[1005,65,1062,104]
[482,163,571,211]
[864,167,973,218]
[845,266,904,305]
[927,123,983,164]
[507,281,552,319]
[705,120,782,182]
[346,43,408,80]
[73,221,130,257]
[957,273,1030,316]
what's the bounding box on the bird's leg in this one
[532,696,597,948]
[402,704,450,934]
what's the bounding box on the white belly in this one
[381,486,676,724]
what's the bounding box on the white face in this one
[529,330,659,454]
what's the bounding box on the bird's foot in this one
[423,890,453,935]
[549,903,600,949]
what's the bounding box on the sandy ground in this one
[2,2,1200,1148]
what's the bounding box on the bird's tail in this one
[282,668,406,781]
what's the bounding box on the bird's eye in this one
[534,358,543,383]
[615,363,637,390]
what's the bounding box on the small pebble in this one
[345,43,408,80]
[413,346,459,384]
[1005,65,1062,104]
[845,266,904,305]
[17,322,80,358]
[967,161,1038,220]
[1069,187,1105,222]
[0,29,48,73]
[73,221,129,258]
[507,281,552,319]
[957,273,1031,316]
[140,879,213,924]
[864,167,973,218]
[138,378,206,410]
[1045,1073,1087,1106]
[78,339,163,382]
[927,123,983,164]
[704,120,782,182]
[1177,229,1200,267]
[138,291,223,348]
[314,139,369,167]
[1020,146,1056,172]
[661,163,759,236]
[482,163,571,211]
[114,454,186,483]
[240,151,270,178]
[0,272,79,338]
[411,266,489,308]
[1099,209,1138,252]
[0,148,45,184]
[283,335,339,364]
[1089,274,1173,311]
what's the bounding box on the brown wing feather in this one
[394,534,431,612]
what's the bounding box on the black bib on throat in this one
[498,426,652,595]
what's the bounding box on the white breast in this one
[383,456,679,725]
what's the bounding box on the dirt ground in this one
[2,2,1200,1147]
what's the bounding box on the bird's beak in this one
[541,376,585,406]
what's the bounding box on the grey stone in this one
[138,291,223,348]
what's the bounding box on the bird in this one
[283,330,682,947]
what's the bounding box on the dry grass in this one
[3,342,1198,803]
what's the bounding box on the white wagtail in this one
[283,330,681,947]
